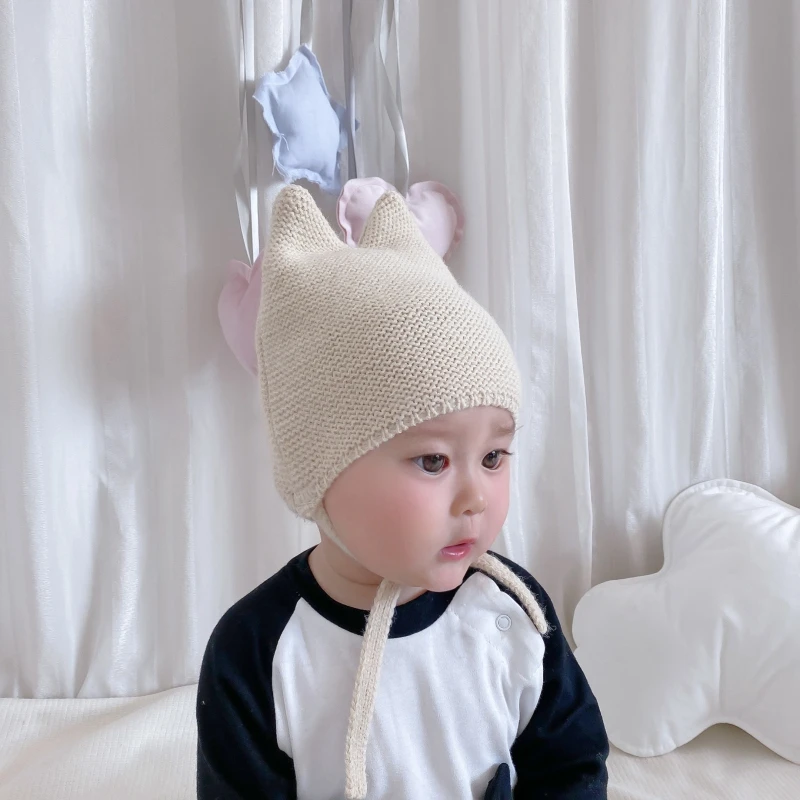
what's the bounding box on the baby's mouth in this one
[439,539,477,560]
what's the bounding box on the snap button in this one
[496,614,512,631]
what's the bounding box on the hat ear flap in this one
[357,191,431,254]
[268,185,345,259]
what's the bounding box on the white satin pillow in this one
[573,479,800,764]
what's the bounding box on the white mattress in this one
[1,684,798,799]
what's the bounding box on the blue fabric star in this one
[254,45,349,194]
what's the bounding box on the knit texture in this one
[473,553,550,635]
[343,578,402,800]
[256,185,521,519]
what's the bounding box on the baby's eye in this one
[414,454,448,474]
[483,450,510,470]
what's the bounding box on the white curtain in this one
[2,0,799,699]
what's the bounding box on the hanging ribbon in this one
[299,0,314,46]
[342,0,357,182]
[341,0,410,193]
[234,0,258,265]
[234,0,314,265]
[377,0,409,195]
[235,0,410,266]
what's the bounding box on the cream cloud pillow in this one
[573,479,800,764]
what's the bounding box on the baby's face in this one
[322,406,516,592]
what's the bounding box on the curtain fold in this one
[2,0,799,698]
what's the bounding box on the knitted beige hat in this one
[256,184,521,521]
[256,185,548,799]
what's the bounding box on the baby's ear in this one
[268,184,345,258]
[358,190,431,254]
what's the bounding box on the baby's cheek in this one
[485,478,511,531]
[379,483,430,532]
[378,481,442,538]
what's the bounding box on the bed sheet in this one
[1,685,798,799]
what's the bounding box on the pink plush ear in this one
[336,177,464,261]
[406,181,464,261]
[218,252,263,375]
[336,177,395,247]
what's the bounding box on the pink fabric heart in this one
[337,177,464,261]
[218,253,263,376]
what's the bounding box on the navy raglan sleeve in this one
[196,577,299,800]
[499,557,609,799]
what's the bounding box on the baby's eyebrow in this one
[401,424,452,439]
[493,422,517,438]
[400,420,517,440]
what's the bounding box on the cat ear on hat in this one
[357,190,432,255]
[267,184,345,260]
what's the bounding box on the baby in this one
[196,186,609,799]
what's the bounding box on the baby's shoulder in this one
[465,551,555,621]
[203,552,307,673]
[445,553,553,669]
[481,551,551,600]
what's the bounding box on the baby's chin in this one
[409,560,475,594]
